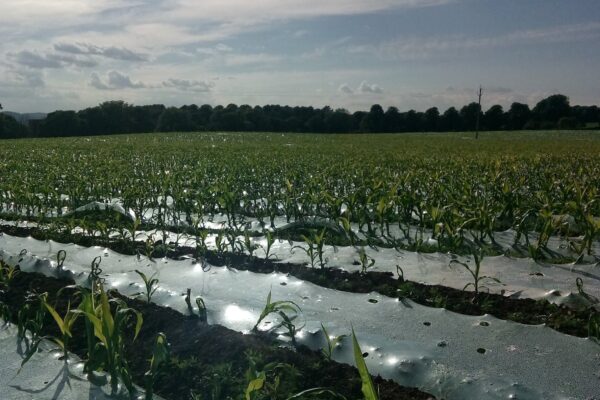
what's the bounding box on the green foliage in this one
[449,248,502,298]
[320,323,346,361]
[357,247,375,274]
[244,352,300,400]
[293,228,327,269]
[351,328,379,400]
[80,283,143,397]
[185,288,207,322]
[145,333,170,400]
[252,290,301,344]
[135,269,159,303]
[262,230,278,260]
[2,131,600,267]
[0,260,19,286]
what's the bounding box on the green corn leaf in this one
[351,328,378,400]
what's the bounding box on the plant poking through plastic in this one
[589,312,600,343]
[575,278,600,341]
[292,228,327,269]
[145,333,170,400]
[185,288,207,322]
[135,270,159,303]
[252,290,301,344]
[351,328,379,400]
[243,231,260,257]
[17,292,47,350]
[80,283,143,397]
[0,259,19,287]
[88,256,105,290]
[243,351,344,400]
[42,295,79,361]
[357,247,375,274]
[262,230,279,261]
[20,293,79,369]
[56,249,66,270]
[449,248,502,299]
[320,323,346,361]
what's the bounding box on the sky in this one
[1,0,599,113]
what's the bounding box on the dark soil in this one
[1,223,596,339]
[0,270,434,400]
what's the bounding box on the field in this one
[1,130,600,400]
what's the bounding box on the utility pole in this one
[475,85,482,139]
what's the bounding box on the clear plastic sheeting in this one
[2,236,600,399]
[105,228,600,304]
[0,321,159,400]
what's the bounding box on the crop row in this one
[1,133,599,260]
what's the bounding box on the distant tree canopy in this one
[1,94,599,139]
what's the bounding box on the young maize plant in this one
[0,259,19,287]
[351,328,379,400]
[320,323,346,361]
[292,228,327,269]
[17,292,47,347]
[184,288,207,322]
[19,292,78,371]
[42,296,79,360]
[80,283,143,397]
[242,230,260,257]
[135,269,160,303]
[357,247,376,274]
[144,333,170,400]
[56,249,67,271]
[589,313,600,343]
[252,290,302,344]
[338,216,358,247]
[449,248,502,300]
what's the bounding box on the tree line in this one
[1,94,599,139]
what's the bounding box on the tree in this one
[460,102,483,132]
[532,94,570,124]
[325,109,354,133]
[360,104,385,132]
[424,107,440,131]
[40,110,84,137]
[483,105,505,131]
[506,102,531,130]
[156,107,193,132]
[4,115,30,138]
[383,107,402,132]
[440,107,462,131]
[558,117,580,130]
[404,110,422,132]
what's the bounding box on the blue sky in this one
[1,0,599,113]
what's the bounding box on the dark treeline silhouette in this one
[1,94,599,139]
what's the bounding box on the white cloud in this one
[163,78,213,92]
[196,44,234,55]
[293,30,309,38]
[347,22,600,60]
[358,81,383,94]
[11,51,62,69]
[338,83,354,94]
[54,43,148,61]
[223,53,282,66]
[0,0,454,47]
[90,71,146,90]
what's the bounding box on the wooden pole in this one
[475,86,482,139]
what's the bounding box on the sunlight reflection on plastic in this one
[222,304,255,324]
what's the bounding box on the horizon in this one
[1,1,600,113]
[0,92,594,116]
